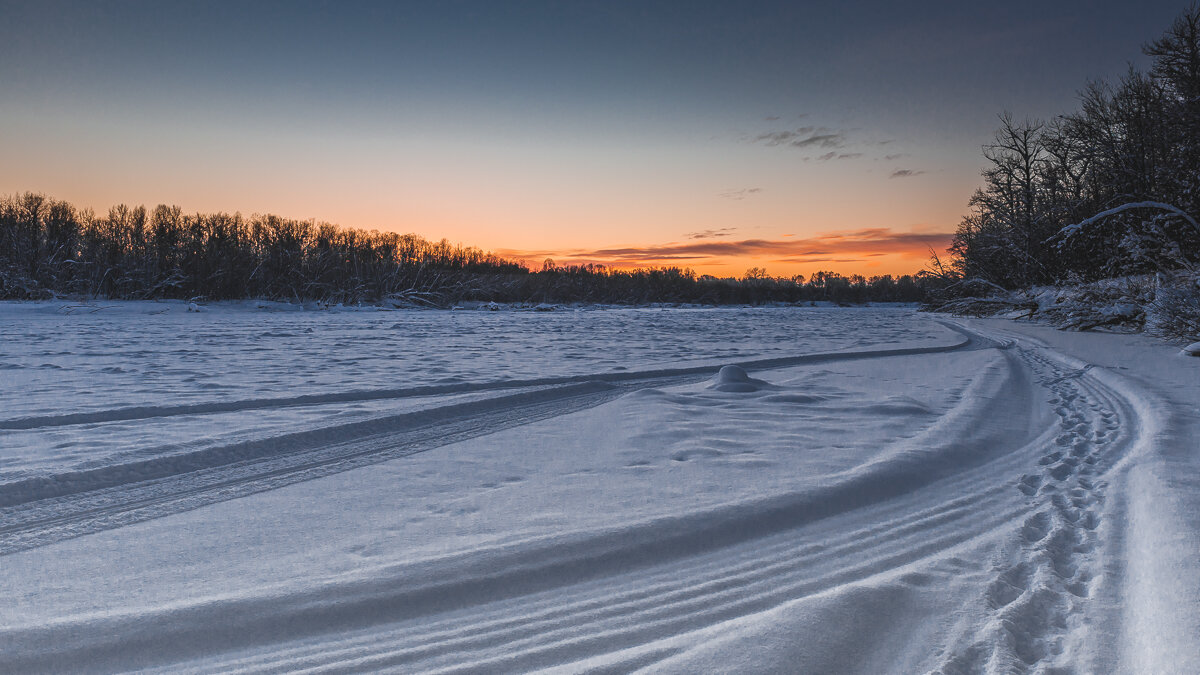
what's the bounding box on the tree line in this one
[0,192,935,306]
[518,263,932,305]
[944,5,1200,288]
[0,193,524,302]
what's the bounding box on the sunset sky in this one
[0,1,1188,278]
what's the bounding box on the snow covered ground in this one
[0,301,1197,673]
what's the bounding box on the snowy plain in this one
[0,301,1197,673]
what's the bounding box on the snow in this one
[707,364,772,392]
[0,301,950,484]
[1182,341,1200,355]
[1057,200,1200,240]
[0,302,1197,673]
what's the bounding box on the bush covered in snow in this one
[927,272,1200,341]
[1146,274,1200,340]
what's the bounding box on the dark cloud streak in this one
[685,227,738,239]
[562,228,953,264]
[755,127,844,149]
[817,152,863,161]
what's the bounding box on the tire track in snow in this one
[0,381,635,555]
[137,323,1148,675]
[16,323,1151,675]
[0,331,979,556]
[2,328,1074,674]
[0,336,972,431]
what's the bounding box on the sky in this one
[0,1,1190,278]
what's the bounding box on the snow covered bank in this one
[928,272,1200,344]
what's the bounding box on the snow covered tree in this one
[949,6,1200,286]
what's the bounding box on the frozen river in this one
[1,301,1197,673]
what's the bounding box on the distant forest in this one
[0,193,933,306]
[942,5,1200,288]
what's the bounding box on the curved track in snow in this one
[0,333,974,555]
[0,320,1164,674]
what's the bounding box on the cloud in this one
[685,227,738,239]
[817,152,863,161]
[889,168,926,179]
[539,228,952,265]
[883,153,908,161]
[770,257,865,264]
[718,188,762,200]
[755,127,844,149]
[498,226,954,272]
[753,120,880,162]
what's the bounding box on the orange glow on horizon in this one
[493,226,952,279]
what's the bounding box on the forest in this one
[942,6,1200,288]
[0,194,932,306]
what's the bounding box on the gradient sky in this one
[0,1,1189,278]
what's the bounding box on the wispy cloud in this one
[718,187,762,200]
[753,119,908,166]
[685,227,738,239]
[817,151,862,161]
[770,257,865,264]
[889,168,926,179]
[505,228,953,269]
[755,126,845,149]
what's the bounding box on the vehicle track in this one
[4,323,1146,675]
[141,324,1145,675]
[0,337,973,432]
[0,380,638,555]
[0,331,979,556]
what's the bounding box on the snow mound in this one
[1181,341,1200,356]
[709,365,770,393]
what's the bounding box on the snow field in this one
[0,302,948,483]
[0,304,1196,673]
